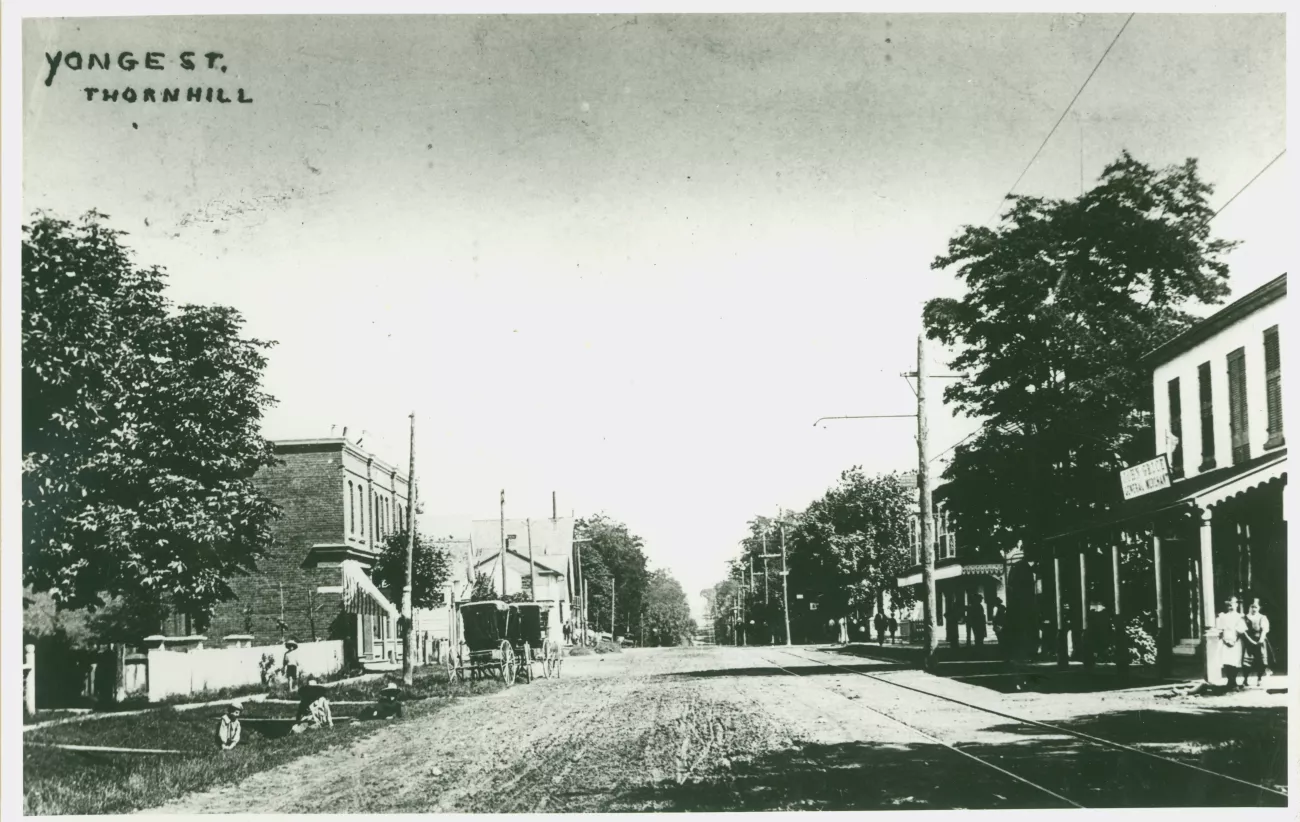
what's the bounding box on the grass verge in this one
[23,667,502,815]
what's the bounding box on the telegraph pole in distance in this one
[779,510,792,646]
[917,336,940,672]
[401,413,416,686]
[526,519,537,600]
[500,490,507,599]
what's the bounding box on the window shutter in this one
[1198,362,1215,471]
[1264,326,1284,449]
[1167,378,1184,478]
[1227,348,1250,464]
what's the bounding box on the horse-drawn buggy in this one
[447,600,562,685]
[510,602,563,682]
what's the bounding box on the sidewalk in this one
[821,640,1289,697]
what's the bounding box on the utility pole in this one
[500,490,507,599]
[575,536,585,646]
[917,335,940,672]
[780,512,792,647]
[611,576,617,639]
[401,413,417,686]
[526,519,537,600]
[762,528,770,605]
[750,556,757,643]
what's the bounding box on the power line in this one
[1212,149,1286,219]
[930,428,979,464]
[984,13,1136,226]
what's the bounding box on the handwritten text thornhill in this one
[43,50,253,104]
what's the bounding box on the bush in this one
[1119,612,1157,666]
[568,646,593,657]
[594,640,622,655]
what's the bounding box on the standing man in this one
[282,639,301,692]
[873,611,887,646]
[967,595,987,648]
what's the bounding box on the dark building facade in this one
[207,438,410,664]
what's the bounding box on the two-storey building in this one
[1043,274,1286,681]
[896,485,1008,644]
[206,437,411,667]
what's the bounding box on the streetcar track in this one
[772,647,1288,802]
[759,652,1084,808]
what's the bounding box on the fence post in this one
[24,644,37,716]
[112,643,127,703]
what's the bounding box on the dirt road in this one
[145,645,1287,813]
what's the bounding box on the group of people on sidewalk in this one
[829,612,900,645]
[1216,596,1273,689]
[827,595,1010,650]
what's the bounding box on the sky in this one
[20,13,1288,619]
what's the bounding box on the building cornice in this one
[1142,273,1287,368]
[270,438,408,483]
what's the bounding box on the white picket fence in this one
[145,639,344,702]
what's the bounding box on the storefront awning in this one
[1044,449,1287,544]
[340,560,400,619]
[897,562,1004,588]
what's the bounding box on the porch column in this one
[1112,538,1127,672]
[1153,532,1171,677]
[1053,548,1067,667]
[1079,548,1092,668]
[1199,509,1217,685]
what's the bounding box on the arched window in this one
[348,482,355,534]
[371,492,377,543]
[358,485,365,540]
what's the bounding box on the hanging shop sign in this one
[1120,454,1172,500]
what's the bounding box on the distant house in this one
[206,437,410,667]
[465,517,575,645]
[895,484,1007,640]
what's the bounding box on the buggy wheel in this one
[499,640,515,686]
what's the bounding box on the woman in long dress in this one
[1215,597,1247,689]
[1241,598,1271,687]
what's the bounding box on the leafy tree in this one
[22,211,280,626]
[785,469,917,620]
[924,153,1235,554]
[372,530,452,610]
[469,572,498,602]
[576,514,649,640]
[708,578,742,645]
[641,569,695,646]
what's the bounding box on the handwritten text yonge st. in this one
[43,50,253,104]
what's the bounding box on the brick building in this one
[207,437,411,666]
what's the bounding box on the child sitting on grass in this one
[359,682,404,721]
[216,701,243,751]
[291,679,334,733]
